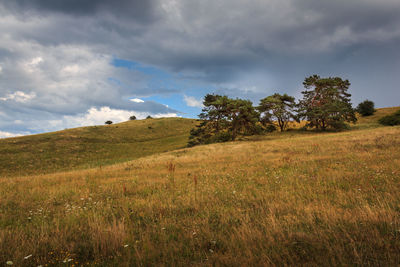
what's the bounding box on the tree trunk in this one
[278,119,284,132]
[321,119,326,130]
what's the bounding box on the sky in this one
[0,0,400,138]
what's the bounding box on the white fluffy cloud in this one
[0,130,29,138]
[130,98,145,103]
[183,95,203,108]
[40,106,178,131]
[0,91,36,103]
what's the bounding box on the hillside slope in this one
[0,118,197,177]
[354,106,400,129]
[1,125,399,266]
[1,106,399,177]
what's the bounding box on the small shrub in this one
[357,100,376,116]
[129,115,136,120]
[213,131,232,142]
[251,124,265,135]
[265,124,277,132]
[105,121,113,125]
[329,120,350,130]
[379,110,400,126]
[146,115,153,119]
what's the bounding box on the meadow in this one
[0,118,196,177]
[1,108,400,266]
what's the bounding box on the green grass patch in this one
[0,118,197,177]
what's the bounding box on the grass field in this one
[1,108,400,266]
[0,118,197,177]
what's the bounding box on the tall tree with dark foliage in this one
[298,75,357,130]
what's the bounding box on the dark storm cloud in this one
[2,0,156,21]
[1,0,400,136]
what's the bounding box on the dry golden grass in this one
[1,124,400,266]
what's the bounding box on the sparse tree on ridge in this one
[298,75,357,130]
[105,120,113,125]
[129,115,137,120]
[257,93,297,131]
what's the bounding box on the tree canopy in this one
[257,93,297,131]
[298,75,357,130]
[188,94,259,146]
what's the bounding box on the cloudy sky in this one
[1,0,399,137]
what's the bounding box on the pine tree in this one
[257,93,297,131]
[298,75,357,130]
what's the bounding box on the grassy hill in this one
[0,118,197,177]
[354,106,400,129]
[1,107,398,178]
[1,108,400,265]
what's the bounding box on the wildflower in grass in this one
[24,254,32,259]
[124,244,129,248]
[6,261,13,265]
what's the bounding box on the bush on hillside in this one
[356,100,376,116]
[378,110,400,126]
[265,124,277,132]
[328,120,351,131]
[105,120,113,125]
[129,115,137,120]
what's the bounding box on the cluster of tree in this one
[188,75,359,147]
